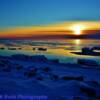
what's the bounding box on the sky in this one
[0,0,100,30]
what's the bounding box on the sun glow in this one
[73,25,85,35]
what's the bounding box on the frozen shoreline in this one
[0,54,100,100]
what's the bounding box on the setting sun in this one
[72,25,85,35]
[74,26,82,35]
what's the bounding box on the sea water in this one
[0,39,100,64]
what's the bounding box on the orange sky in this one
[0,21,100,38]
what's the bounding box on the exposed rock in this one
[24,67,37,78]
[92,46,100,50]
[61,76,75,80]
[77,59,99,66]
[32,48,36,50]
[37,48,47,51]
[16,64,23,70]
[80,86,96,97]
[0,47,5,50]
[41,67,51,72]
[82,47,93,55]
[36,76,43,81]
[50,59,59,63]
[8,47,17,50]
[50,74,59,81]
[75,76,84,81]
[61,76,84,81]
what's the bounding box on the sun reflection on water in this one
[75,39,81,45]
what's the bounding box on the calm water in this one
[0,39,100,64]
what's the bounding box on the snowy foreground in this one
[0,54,100,100]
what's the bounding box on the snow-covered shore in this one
[0,54,100,100]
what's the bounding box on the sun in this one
[74,26,82,35]
[72,25,85,35]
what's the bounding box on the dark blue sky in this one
[0,0,100,29]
